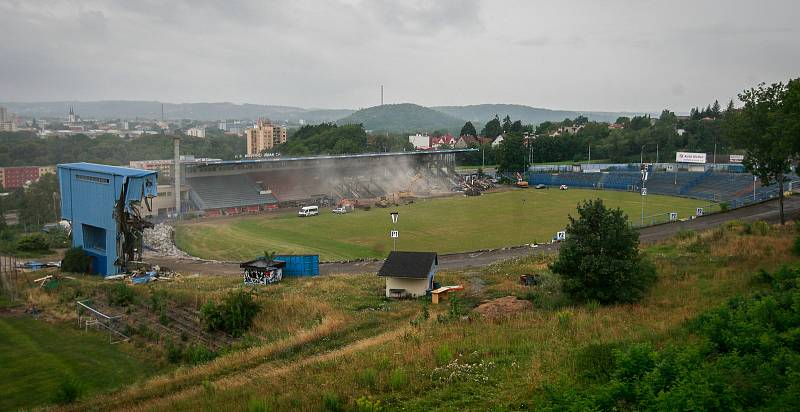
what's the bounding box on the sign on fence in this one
[696,207,704,217]
[676,152,707,164]
[670,212,678,221]
[555,231,566,241]
[729,154,744,163]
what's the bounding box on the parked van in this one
[298,205,319,217]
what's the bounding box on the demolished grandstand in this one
[178,150,470,217]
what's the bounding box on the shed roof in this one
[240,258,286,269]
[378,251,438,279]
[58,162,157,178]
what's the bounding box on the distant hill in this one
[432,104,646,125]
[337,103,465,134]
[0,101,354,123]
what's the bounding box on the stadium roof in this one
[58,162,157,177]
[189,148,478,167]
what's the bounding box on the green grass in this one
[0,317,161,410]
[176,189,710,261]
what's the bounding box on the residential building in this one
[246,120,287,155]
[1,166,54,189]
[219,120,250,135]
[136,184,189,218]
[454,135,478,148]
[430,133,456,148]
[186,127,206,138]
[378,251,438,298]
[0,107,16,132]
[408,133,431,149]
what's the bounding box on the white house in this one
[186,127,206,138]
[408,133,431,149]
[491,134,504,147]
[377,251,438,298]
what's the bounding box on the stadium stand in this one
[188,174,277,211]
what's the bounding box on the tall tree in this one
[481,115,502,138]
[496,133,528,173]
[551,199,656,304]
[711,100,722,118]
[459,121,477,137]
[724,80,798,224]
[502,115,513,133]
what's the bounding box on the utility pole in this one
[381,85,384,106]
[588,143,591,163]
[174,136,181,219]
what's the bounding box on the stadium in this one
[168,149,795,262]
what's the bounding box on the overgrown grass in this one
[176,189,708,261]
[146,222,797,411]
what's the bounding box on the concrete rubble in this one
[143,223,188,257]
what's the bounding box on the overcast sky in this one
[1,0,798,112]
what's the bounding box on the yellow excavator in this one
[398,174,423,201]
[515,172,529,188]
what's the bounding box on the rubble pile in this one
[143,223,186,257]
[473,296,533,319]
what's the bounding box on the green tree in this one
[496,133,528,173]
[551,199,657,304]
[459,121,477,137]
[481,115,502,138]
[724,80,799,224]
[502,115,513,133]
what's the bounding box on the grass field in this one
[0,317,160,410]
[176,189,712,261]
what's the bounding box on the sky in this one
[1,0,798,112]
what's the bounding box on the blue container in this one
[274,255,319,277]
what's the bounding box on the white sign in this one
[669,212,678,221]
[696,207,704,217]
[641,188,648,196]
[556,231,566,241]
[390,212,398,224]
[390,230,399,238]
[676,152,707,164]
[730,154,744,163]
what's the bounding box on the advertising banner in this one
[676,152,707,164]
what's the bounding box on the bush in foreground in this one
[538,265,800,410]
[61,247,90,273]
[551,199,656,304]
[201,288,261,337]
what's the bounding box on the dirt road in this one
[146,196,800,276]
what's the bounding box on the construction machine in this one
[397,173,423,201]
[515,172,529,188]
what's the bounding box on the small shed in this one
[377,251,438,298]
[241,258,286,285]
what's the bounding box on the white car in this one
[559,185,568,190]
[332,207,348,214]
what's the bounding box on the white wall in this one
[385,277,430,298]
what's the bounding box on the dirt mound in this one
[473,296,532,319]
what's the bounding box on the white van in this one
[298,205,319,217]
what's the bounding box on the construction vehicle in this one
[376,196,389,208]
[515,172,529,188]
[397,174,423,201]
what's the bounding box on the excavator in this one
[515,172,529,188]
[397,173,423,201]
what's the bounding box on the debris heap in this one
[143,223,186,257]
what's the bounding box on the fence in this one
[76,300,130,344]
[0,255,21,304]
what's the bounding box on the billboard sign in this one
[669,212,678,221]
[676,152,707,164]
[729,154,744,163]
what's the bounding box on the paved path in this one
[146,196,800,276]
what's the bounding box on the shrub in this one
[16,233,50,252]
[675,229,696,240]
[61,247,90,273]
[551,199,657,304]
[53,376,83,405]
[719,201,730,212]
[359,368,378,389]
[108,283,136,307]
[322,391,343,412]
[201,288,261,337]
[794,233,800,256]
[435,345,454,366]
[247,398,270,412]
[388,368,408,391]
[354,397,383,412]
[751,220,770,235]
[575,342,618,383]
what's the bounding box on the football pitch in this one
[175,189,713,262]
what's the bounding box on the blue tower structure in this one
[58,163,158,276]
